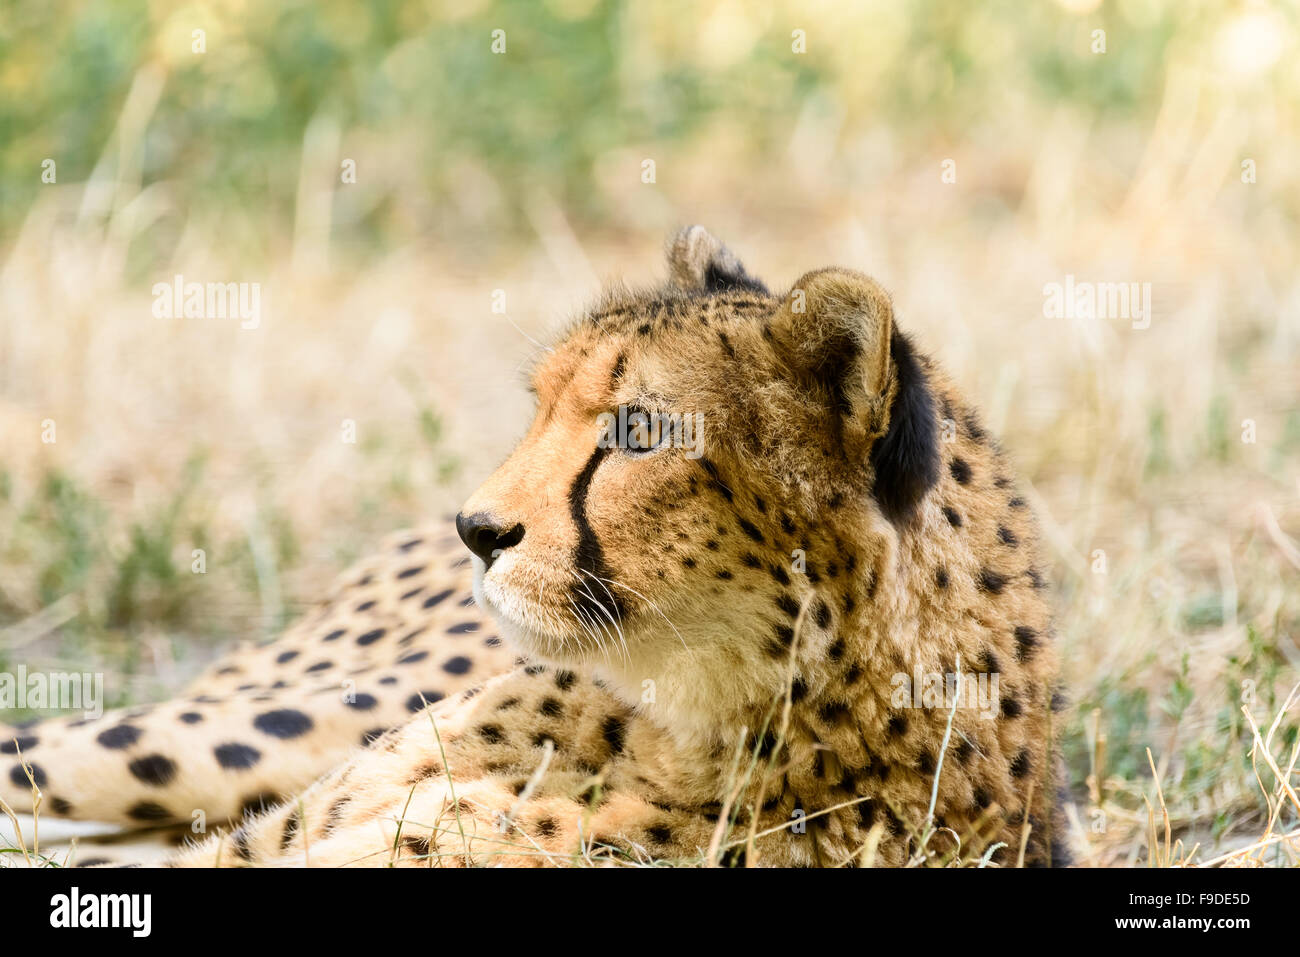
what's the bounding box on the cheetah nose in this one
[455,512,525,570]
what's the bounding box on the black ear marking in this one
[703,258,768,295]
[869,333,940,524]
[668,225,769,296]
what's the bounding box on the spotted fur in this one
[3,228,1069,867]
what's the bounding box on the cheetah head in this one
[457,227,941,737]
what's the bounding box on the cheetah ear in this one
[666,225,768,295]
[774,268,940,524]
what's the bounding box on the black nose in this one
[455,512,525,568]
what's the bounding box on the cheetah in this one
[2,227,1070,867]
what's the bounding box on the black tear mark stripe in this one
[568,445,623,620]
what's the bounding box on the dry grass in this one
[2,45,1298,866]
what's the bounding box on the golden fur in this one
[3,228,1068,867]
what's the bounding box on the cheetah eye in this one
[621,407,671,457]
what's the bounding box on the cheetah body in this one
[2,228,1068,867]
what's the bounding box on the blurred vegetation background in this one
[1,0,1298,865]
[2,0,1275,254]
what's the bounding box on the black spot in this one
[949,458,971,484]
[827,637,845,661]
[973,787,992,809]
[775,593,800,618]
[602,715,627,753]
[980,649,1000,674]
[448,622,479,634]
[442,656,472,675]
[770,565,791,586]
[870,333,941,524]
[305,661,333,673]
[240,792,281,818]
[9,762,46,787]
[646,824,673,845]
[790,677,809,702]
[918,749,936,775]
[49,796,72,814]
[887,715,909,738]
[281,811,300,849]
[126,801,172,822]
[356,629,386,646]
[406,691,444,713]
[1051,688,1069,712]
[253,709,314,739]
[539,697,564,718]
[813,599,832,629]
[360,728,388,746]
[698,458,734,503]
[935,567,949,588]
[998,526,1019,546]
[1008,496,1026,509]
[321,629,345,642]
[818,701,850,724]
[737,518,764,544]
[955,739,974,764]
[856,798,878,829]
[96,725,142,749]
[1014,626,1039,661]
[0,735,37,754]
[346,693,378,711]
[327,797,350,829]
[396,651,429,666]
[716,569,733,580]
[128,754,177,787]
[943,506,963,528]
[536,817,558,838]
[397,565,425,580]
[978,569,1008,594]
[554,670,577,691]
[478,724,504,744]
[1011,749,1032,778]
[1001,695,1023,718]
[422,589,454,609]
[214,743,262,769]
[402,835,431,858]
